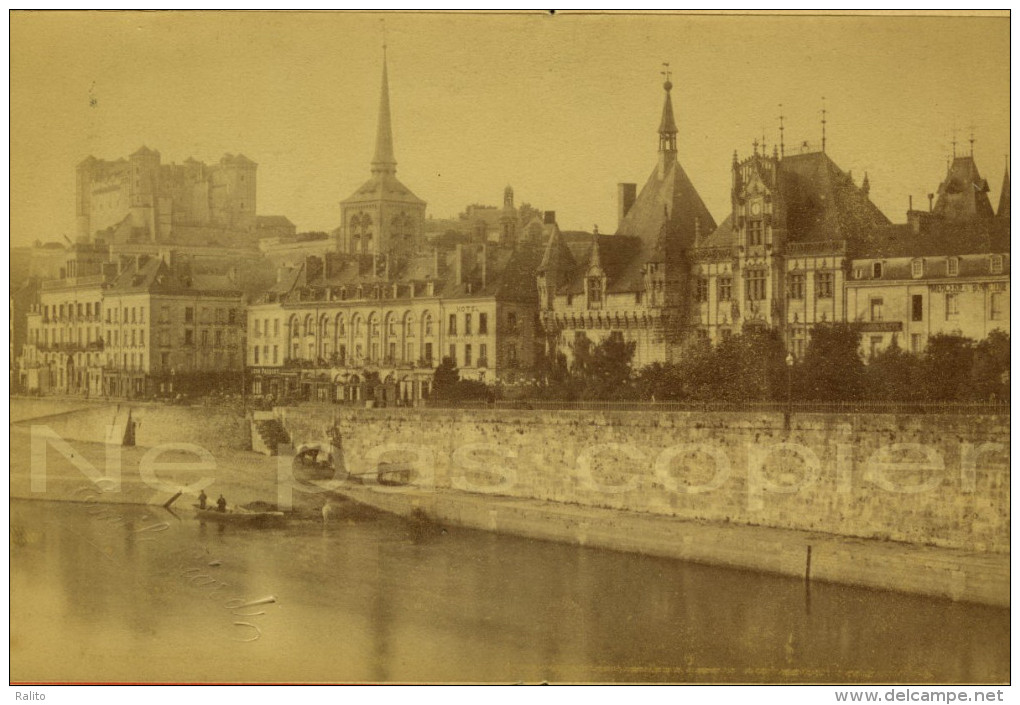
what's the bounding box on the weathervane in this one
[821,97,827,153]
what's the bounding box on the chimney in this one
[543,211,556,225]
[426,275,434,296]
[325,252,343,279]
[694,217,702,244]
[480,243,488,289]
[305,255,323,282]
[454,244,464,285]
[618,183,637,226]
[928,193,934,212]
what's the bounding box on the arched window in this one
[405,313,415,338]
[303,314,314,337]
[335,313,345,337]
[423,312,434,337]
[289,314,301,338]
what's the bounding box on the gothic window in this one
[695,277,709,303]
[745,269,767,301]
[587,277,603,303]
[788,273,805,300]
[748,220,764,246]
[815,272,834,299]
[718,276,734,301]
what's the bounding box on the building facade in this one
[538,76,717,369]
[538,79,1009,368]
[18,250,246,398]
[248,55,541,404]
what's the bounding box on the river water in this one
[9,499,1008,683]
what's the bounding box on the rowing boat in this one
[194,507,287,527]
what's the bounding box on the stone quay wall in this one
[279,405,1010,554]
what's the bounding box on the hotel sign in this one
[859,322,903,332]
[929,282,1008,293]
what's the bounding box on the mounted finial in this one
[821,96,827,153]
[969,124,976,157]
[661,61,672,91]
[778,104,785,159]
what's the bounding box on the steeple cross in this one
[968,124,976,156]
[660,62,671,83]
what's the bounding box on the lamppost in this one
[785,352,794,431]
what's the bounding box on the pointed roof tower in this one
[932,156,994,221]
[371,49,397,176]
[614,70,716,261]
[997,159,1010,218]
[341,47,425,209]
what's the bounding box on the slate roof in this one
[108,257,242,296]
[855,216,1010,259]
[700,151,890,249]
[933,156,995,221]
[341,172,426,206]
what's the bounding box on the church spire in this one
[658,63,678,157]
[371,46,397,176]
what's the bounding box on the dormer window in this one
[872,262,883,278]
[911,259,924,279]
[947,257,959,277]
[990,254,1003,275]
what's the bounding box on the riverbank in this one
[11,397,1010,608]
[332,481,1009,608]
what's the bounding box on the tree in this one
[517,202,543,225]
[970,330,1010,402]
[920,334,975,402]
[798,322,865,401]
[863,337,923,401]
[569,333,637,400]
[431,357,460,400]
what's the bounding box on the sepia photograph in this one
[8,10,1010,689]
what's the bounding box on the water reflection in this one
[10,499,1008,683]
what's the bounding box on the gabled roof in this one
[616,160,717,249]
[997,165,1010,218]
[700,150,890,250]
[109,257,242,296]
[558,234,643,295]
[933,156,995,221]
[856,216,1009,259]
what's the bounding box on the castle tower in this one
[339,48,427,263]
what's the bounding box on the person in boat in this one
[197,489,208,509]
[216,494,227,513]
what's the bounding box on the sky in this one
[9,11,1011,248]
